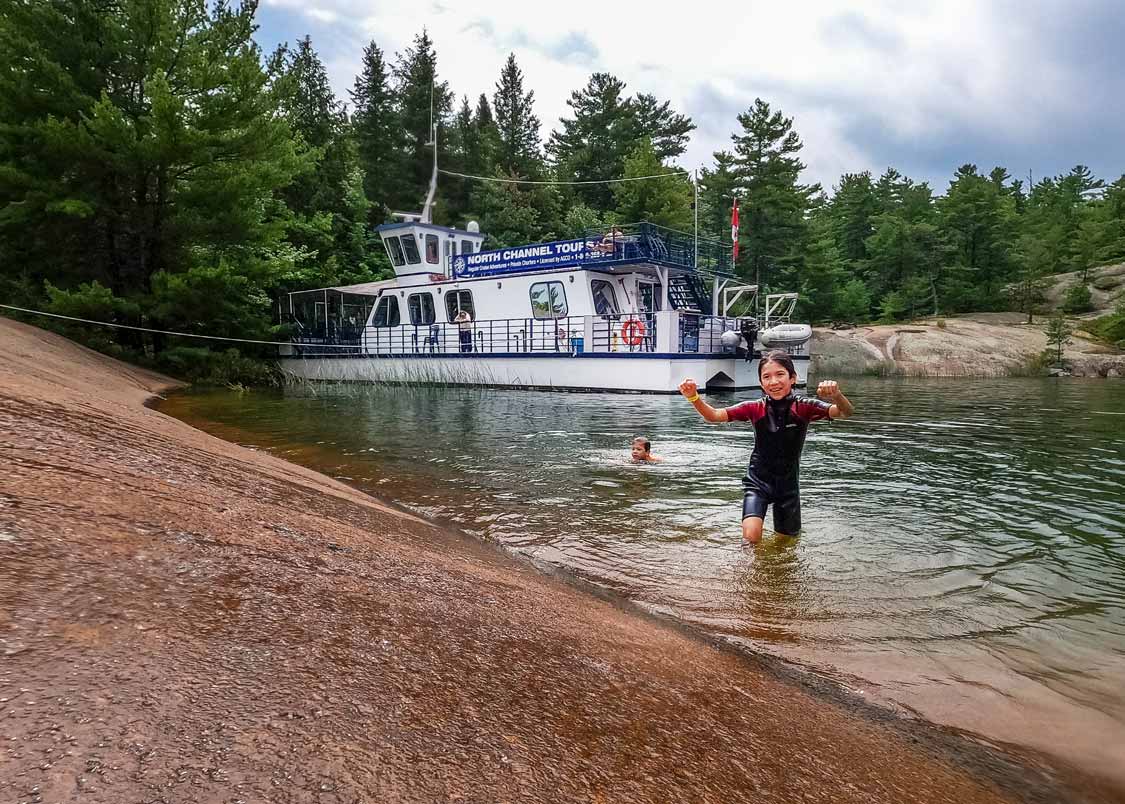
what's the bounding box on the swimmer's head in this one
[631,436,652,461]
[759,350,797,399]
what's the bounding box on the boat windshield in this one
[385,237,405,267]
[401,235,421,264]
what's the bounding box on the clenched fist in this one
[679,378,699,399]
[817,380,841,401]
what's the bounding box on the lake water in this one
[162,377,1125,787]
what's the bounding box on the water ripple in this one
[164,376,1125,782]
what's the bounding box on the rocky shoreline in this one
[811,263,1125,379]
[812,312,1125,379]
[1,317,1116,803]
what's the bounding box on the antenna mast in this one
[421,80,438,223]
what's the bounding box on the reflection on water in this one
[162,377,1125,785]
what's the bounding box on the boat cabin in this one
[378,221,486,282]
[281,220,805,363]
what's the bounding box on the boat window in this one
[372,296,401,328]
[591,279,620,317]
[444,289,474,321]
[461,239,475,254]
[407,293,435,325]
[425,234,439,264]
[385,236,405,267]
[401,234,421,264]
[530,281,568,319]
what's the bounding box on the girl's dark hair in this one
[758,350,797,380]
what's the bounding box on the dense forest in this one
[2,2,1124,380]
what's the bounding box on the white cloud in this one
[304,7,340,24]
[259,0,1125,190]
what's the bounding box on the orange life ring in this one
[621,318,646,346]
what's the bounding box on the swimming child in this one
[630,436,663,463]
[679,350,853,544]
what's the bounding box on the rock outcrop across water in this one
[814,313,1125,378]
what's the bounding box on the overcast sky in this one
[255,0,1125,195]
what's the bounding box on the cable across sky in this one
[437,168,692,186]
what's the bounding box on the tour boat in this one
[279,153,812,393]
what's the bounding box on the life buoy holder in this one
[621,318,646,346]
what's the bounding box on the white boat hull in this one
[279,353,809,393]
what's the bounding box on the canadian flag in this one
[731,197,740,261]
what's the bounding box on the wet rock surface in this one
[0,318,1112,803]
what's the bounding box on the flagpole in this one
[693,168,699,271]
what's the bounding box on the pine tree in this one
[698,151,739,245]
[938,164,1018,307]
[613,139,692,229]
[829,172,877,263]
[1045,313,1072,366]
[836,278,872,322]
[0,0,302,311]
[729,98,820,291]
[471,93,501,175]
[440,95,476,220]
[390,30,453,215]
[279,36,342,149]
[1102,175,1125,264]
[493,54,542,178]
[547,74,695,212]
[864,214,917,303]
[476,181,546,248]
[276,36,375,287]
[630,93,695,162]
[874,168,909,213]
[547,73,634,209]
[350,40,397,222]
[1011,233,1052,323]
[798,213,846,322]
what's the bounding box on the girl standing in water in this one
[679,350,854,544]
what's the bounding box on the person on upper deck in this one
[595,226,625,255]
[454,309,473,353]
[679,351,854,544]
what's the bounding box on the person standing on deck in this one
[454,309,473,353]
[679,350,854,544]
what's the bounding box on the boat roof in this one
[375,222,484,237]
[332,279,397,294]
[287,279,396,298]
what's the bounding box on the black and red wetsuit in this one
[724,393,833,535]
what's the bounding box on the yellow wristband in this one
[686,393,700,403]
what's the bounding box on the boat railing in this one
[284,312,760,358]
[354,314,666,356]
[677,314,745,354]
[580,222,731,274]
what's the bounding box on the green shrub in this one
[1089,309,1125,344]
[936,319,947,329]
[1008,351,1053,377]
[43,280,140,357]
[877,290,907,323]
[834,279,872,323]
[1061,283,1093,314]
[155,346,279,387]
[861,359,898,376]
